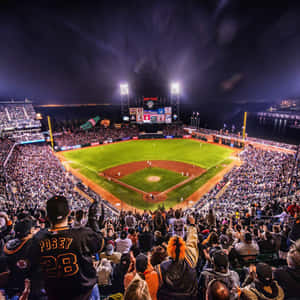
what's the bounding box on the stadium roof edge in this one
[0,99,32,104]
[35,103,112,107]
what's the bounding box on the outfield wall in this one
[54,133,244,153]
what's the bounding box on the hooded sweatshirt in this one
[200,268,240,300]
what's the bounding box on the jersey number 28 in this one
[40,253,79,278]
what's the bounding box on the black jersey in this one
[30,225,104,300]
[4,237,37,296]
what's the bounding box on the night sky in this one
[1,0,300,105]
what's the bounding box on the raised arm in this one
[184,216,199,268]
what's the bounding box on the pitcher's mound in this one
[147,176,161,182]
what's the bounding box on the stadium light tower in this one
[170,82,181,121]
[120,83,129,118]
[170,82,180,95]
[120,83,129,96]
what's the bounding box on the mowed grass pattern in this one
[61,139,234,209]
[120,167,187,192]
[63,139,233,171]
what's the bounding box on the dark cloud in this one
[0,0,300,105]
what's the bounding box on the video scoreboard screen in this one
[129,107,172,124]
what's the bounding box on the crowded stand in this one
[3,144,91,210]
[162,125,186,137]
[194,128,298,151]
[0,130,299,299]
[246,137,298,151]
[0,137,13,166]
[194,147,300,213]
[0,102,41,133]
[11,132,45,143]
[0,107,299,300]
[53,125,185,148]
[54,127,140,148]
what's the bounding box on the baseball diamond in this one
[59,139,237,210]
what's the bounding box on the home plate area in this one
[99,160,206,203]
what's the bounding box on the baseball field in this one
[60,139,235,210]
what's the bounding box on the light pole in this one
[170,82,180,121]
[120,83,129,118]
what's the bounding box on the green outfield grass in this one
[120,167,187,192]
[61,139,234,209]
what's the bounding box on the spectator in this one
[0,212,13,254]
[202,232,222,269]
[138,224,154,253]
[125,211,136,228]
[288,216,300,244]
[206,280,230,300]
[287,202,300,217]
[30,196,104,300]
[150,246,168,267]
[273,239,300,299]
[111,253,131,294]
[156,216,198,300]
[99,243,121,264]
[124,253,159,300]
[241,263,284,300]
[153,231,165,247]
[206,208,216,227]
[258,231,276,253]
[278,225,290,260]
[96,258,113,287]
[235,233,259,260]
[4,217,43,299]
[200,250,240,300]
[124,275,151,300]
[74,209,85,227]
[153,211,168,236]
[128,228,138,247]
[168,209,186,238]
[116,231,132,254]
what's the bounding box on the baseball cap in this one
[135,254,148,273]
[46,196,69,223]
[201,229,210,235]
[106,244,114,256]
[212,250,228,269]
[256,263,272,284]
[15,218,33,239]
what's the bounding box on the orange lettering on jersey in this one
[40,240,45,253]
[65,238,73,249]
[58,237,66,249]
[51,238,58,250]
[40,237,73,252]
[45,239,51,251]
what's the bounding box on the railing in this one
[3,142,17,168]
